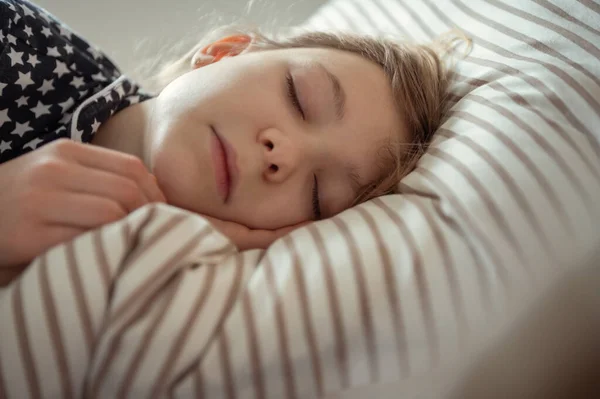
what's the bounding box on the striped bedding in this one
[1,0,599,398]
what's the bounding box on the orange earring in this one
[200,35,251,62]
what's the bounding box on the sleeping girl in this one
[0,0,457,282]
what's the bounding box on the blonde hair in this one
[142,28,469,207]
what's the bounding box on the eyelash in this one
[286,74,305,120]
[286,74,321,220]
[312,174,322,220]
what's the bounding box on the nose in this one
[259,128,304,184]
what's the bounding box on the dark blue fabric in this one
[0,0,153,163]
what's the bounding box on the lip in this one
[210,125,238,203]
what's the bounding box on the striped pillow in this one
[195,0,600,397]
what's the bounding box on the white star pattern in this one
[40,26,52,38]
[91,72,105,82]
[59,25,72,39]
[31,101,51,118]
[22,5,37,18]
[23,26,33,37]
[23,137,43,150]
[59,113,72,124]
[16,96,29,107]
[39,12,53,23]
[0,141,12,154]
[15,71,35,90]
[58,98,74,112]
[115,85,125,97]
[27,54,40,67]
[72,127,84,142]
[87,46,102,60]
[39,79,55,95]
[47,46,61,57]
[91,119,101,132]
[53,60,70,78]
[0,109,9,127]
[0,1,151,163]
[71,76,85,89]
[12,121,33,137]
[7,48,24,67]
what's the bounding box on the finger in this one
[42,191,129,228]
[56,140,166,203]
[54,164,150,212]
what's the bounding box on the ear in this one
[191,34,252,69]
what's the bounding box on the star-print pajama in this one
[0,0,153,165]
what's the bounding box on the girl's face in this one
[147,46,405,229]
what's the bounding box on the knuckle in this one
[118,180,144,207]
[100,201,127,223]
[122,156,147,179]
[49,138,76,155]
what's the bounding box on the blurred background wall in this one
[34,0,326,78]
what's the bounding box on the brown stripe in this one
[427,147,529,271]
[92,229,111,293]
[39,254,74,399]
[458,93,592,227]
[330,1,362,31]
[423,0,600,156]
[400,194,470,349]
[117,271,188,399]
[12,278,42,399]
[331,218,379,382]
[0,357,6,399]
[354,207,410,377]
[454,71,600,184]
[242,289,266,399]
[116,211,185,279]
[88,230,208,397]
[149,266,218,398]
[372,199,440,367]
[413,167,500,312]
[283,236,323,395]
[451,110,578,236]
[91,274,181,398]
[372,0,412,36]
[437,128,553,263]
[264,258,297,399]
[353,0,409,37]
[454,0,600,99]
[109,216,204,323]
[395,0,436,38]
[195,366,204,399]
[487,0,600,59]
[534,0,600,37]
[306,225,349,388]
[66,241,95,355]
[577,0,600,15]
[219,329,237,399]
[166,255,245,394]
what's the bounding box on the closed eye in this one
[286,74,305,120]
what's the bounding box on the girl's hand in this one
[202,215,310,251]
[0,139,166,273]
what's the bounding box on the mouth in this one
[210,125,238,203]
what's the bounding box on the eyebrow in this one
[317,63,346,121]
